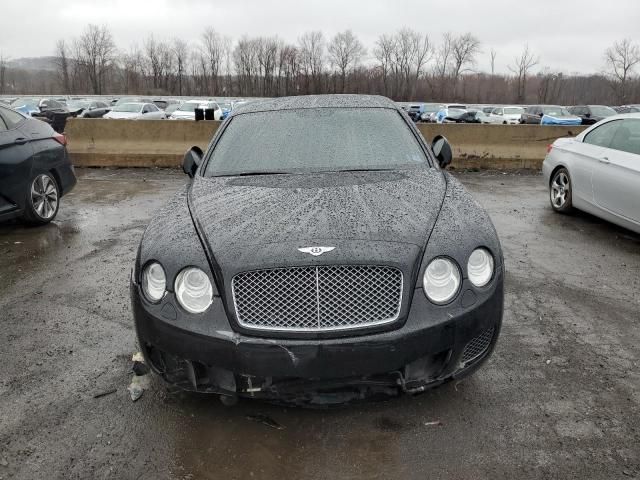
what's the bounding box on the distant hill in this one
[7,56,58,72]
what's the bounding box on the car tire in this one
[549,167,574,213]
[23,172,60,225]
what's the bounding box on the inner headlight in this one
[468,248,494,287]
[423,257,461,304]
[142,262,166,302]
[175,267,213,313]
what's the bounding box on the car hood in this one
[188,168,447,269]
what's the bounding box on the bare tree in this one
[202,28,228,95]
[327,30,366,92]
[450,33,481,96]
[509,44,538,103]
[0,52,8,95]
[298,31,325,94]
[54,40,71,93]
[490,48,497,75]
[434,32,454,99]
[373,34,396,96]
[172,38,189,96]
[74,24,116,94]
[604,38,640,104]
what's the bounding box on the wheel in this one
[550,168,574,213]
[24,173,60,224]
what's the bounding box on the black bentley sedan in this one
[131,95,504,405]
[0,105,76,224]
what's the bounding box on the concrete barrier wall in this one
[416,123,587,169]
[66,118,588,170]
[65,118,222,168]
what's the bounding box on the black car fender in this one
[135,185,219,297]
[418,172,504,287]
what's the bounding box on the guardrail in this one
[65,118,587,170]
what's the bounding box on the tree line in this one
[1,25,639,105]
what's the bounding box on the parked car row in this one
[0,96,253,124]
[399,101,634,126]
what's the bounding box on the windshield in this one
[67,100,91,109]
[177,102,201,112]
[542,106,571,116]
[504,107,525,115]
[113,103,142,113]
[204,108,428,176]
[11,98,39,108]
[447,109,466,117]
[115,97,141,106]
[591,106,616,117]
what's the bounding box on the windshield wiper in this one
[213,171,295,178]
[327,168,397,173]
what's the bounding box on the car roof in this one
[607,112,640,120]
[232,94,397,116]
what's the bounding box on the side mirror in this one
[431,135,453,169]
[538,113,544,117]
[585,113,591,118]
[182,146,204,177]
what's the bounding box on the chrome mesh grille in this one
[232,265,403,332]
[462,327,495,364]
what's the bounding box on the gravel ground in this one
[0,168,638,480]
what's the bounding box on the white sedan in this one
[169,100,222,120]
[542,113,640,233]
[103,102,166,120]
[484,106,525,125]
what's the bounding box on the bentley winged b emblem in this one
[298,246,335,256]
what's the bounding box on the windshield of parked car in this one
[542,106,571,116]
[11,98,39,108]
[504,107,525,115]
[177,102,203,112]
[204,108,428,176]
[591,106,616,117]
[112,103,142,113]
[114,97,141,106]
[447,109,466,117]
[67,100,91,109]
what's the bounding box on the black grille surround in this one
[231,265,404,333]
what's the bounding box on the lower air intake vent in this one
[462,327,495,364]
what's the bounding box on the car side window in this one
[0,106,26,129]
[609,119,640,156]
[583,120,621,149]
[142,105,151,113]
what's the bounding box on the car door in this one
[490,108,503,123]
[0,107,35,217]
[591,118,640,222]
[566,121,622,203]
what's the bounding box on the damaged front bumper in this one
[131,271,503,405]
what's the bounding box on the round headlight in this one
[175,267,213,313]
[423,257,461,304]
[467,248,494,287]
[142,262,166,302]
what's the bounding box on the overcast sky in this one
[1,0,638,74]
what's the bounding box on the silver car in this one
[542,113,640,233]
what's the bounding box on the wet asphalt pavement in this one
[1,168,639,479]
